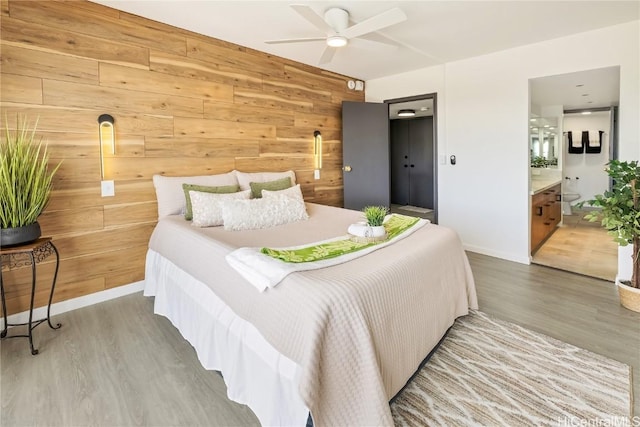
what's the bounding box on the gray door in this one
[389,117,435,209]
[409,117,434,209]
[390,119,410,205]
[342,101,390,211]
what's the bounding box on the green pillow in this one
[182,183,239,220]
[249,177,292,199]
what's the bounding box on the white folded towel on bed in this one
[347,222,369,237]
[226,218,429,292]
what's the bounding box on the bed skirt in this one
[144,249,309,426]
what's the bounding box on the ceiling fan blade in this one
[290,4,332,33]
[356,32,400,48]
[349,38,398,53]
[265,37,326,45]
[342,7,407,39]
[318,46,337,65]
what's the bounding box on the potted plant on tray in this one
[363,205,388,239]
[579,160,640,312]
[0,116,61,246]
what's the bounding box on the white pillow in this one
[152,171,238,219]
[222,194,308,231]
[190,190,251,227]
[236,170,297,191]
[262,184,304,201]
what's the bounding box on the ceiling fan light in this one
[327,35,348,47]
[398,109,416,117]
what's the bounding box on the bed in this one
[144,172,477,426]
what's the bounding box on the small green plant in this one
[578,160,639,289]
[363,205,388,227]
[0,116,61,228]
[531,156,548,168]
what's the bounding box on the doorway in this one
[387,94,437,223]
[341,93,438,223]
[528,66,620,281]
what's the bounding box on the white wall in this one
[366,20,639,264]
[563,111,611,204]
[366,65,447,150]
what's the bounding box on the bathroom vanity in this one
[531,182,561,253]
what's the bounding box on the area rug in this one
[391,311,632,426]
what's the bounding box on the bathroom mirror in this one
[530,116,559,168]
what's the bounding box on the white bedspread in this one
[146,202,477,426]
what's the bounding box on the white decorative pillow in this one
[153,171,238,218]
[236,170,297,191]
[190,190,251,227]
[222,194,308,231]
[262,184,304,201]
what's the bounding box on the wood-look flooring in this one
[390,204,436,222]
[532,209,618,281]
[1,252,638,426]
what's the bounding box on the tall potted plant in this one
[580,160,640,312]
[0,116,60,246]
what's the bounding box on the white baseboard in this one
[464,244,530,265]
[5,280,145,326]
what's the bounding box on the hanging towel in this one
[586,130,603,153]
[581,130,589,146]
[567,131,583,154]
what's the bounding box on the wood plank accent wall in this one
[0,0,364,315]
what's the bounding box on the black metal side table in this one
[0,237,62,355]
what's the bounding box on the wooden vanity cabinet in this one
[531,183,561,254]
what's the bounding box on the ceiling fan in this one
[265,5,407,64]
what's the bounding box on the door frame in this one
[384,92,438,223]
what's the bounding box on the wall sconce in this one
[313,130,322,170]
[98,114,115,196]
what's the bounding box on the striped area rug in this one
[391,311,632,426]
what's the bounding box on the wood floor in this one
[2,252,638,426]
[532,209,618,281]
[390,204,436,222]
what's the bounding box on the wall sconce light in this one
[313,130,322,170]
[98,114,115,196]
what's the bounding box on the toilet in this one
[562,193,580,215]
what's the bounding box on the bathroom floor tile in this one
[531,210,617,282]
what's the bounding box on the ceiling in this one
[530,66,621,111]
[389,99,434,119]
[91,1,639,81]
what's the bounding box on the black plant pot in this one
[0,222,42,247]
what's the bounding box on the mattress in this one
[145,202,477,426]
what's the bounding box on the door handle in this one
[404,164,408,168]
[342,165,352,172]
[410,164,415,168]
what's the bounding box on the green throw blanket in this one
[261,214,421,263]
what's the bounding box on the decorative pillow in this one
[262,183,304,201]
[182,183,239,220]
[221,193,308,231]
[236,170,297,191]
[153,171,238,218]
[190,190,251,227]
[249,177,292,199]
